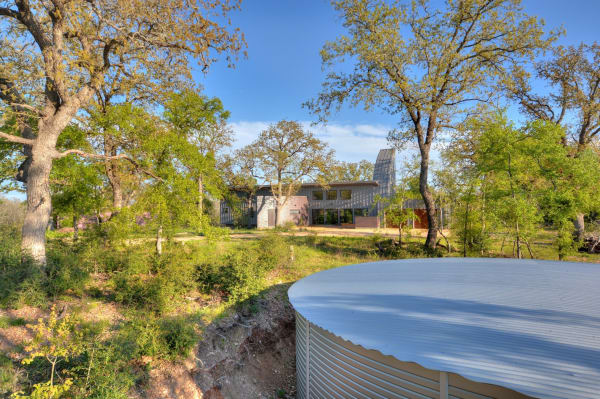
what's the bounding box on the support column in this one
[440,371,448,399]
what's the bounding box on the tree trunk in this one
[574,213,585,242]
[104,136,123,211]
[515,220,522,259]
[418,145,438,249]
[21,145,54,265]
[274,202,280,226]
[156,225,163,255]
[247,197,253,228]
[463,200,470,257]
[198,175,204,215]
[73,214,79,241]
[398,225,403,248]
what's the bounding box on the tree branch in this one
[0,7,19,19]
[53,149,163,180]
[0,131,35,146]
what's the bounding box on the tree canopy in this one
[240,120,334,225]
[0,0,244,264]
[307,0,557,249]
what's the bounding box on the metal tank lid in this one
[288,258,600,399]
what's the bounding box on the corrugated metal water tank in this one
[288,258,600,399]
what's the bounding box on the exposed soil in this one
[141,284,297,399]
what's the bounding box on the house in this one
[220,148,394,228]
[220,148,444,229]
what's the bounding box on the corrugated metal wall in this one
[295,311,533,399]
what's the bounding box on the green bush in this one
[0,352,22,395]
[0,261,46,309]
[0,226,46,308]
[75,343,137,399]
[197,233,291,302]
[113,273,167,313]
[116,314,196,361]
[45,249,90,298]
[0,316,27,328]
[159,317,197,359]
[198,249,264,302]
[255,232,291,270]
[112,253,197,313]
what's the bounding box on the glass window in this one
[290,209,300,215]
[327,190,338,200]
[223,207,229,214]
[340,190,352,200]
[341,209,353,224]
[312,191,323,200]
[325,209,339,225]
[354,208,368,217]
[311,209,324,224]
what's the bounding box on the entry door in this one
[268,209,276,227]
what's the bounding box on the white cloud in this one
[229,120,419,165]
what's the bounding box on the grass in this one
[1,225,599,397]
[0,316,27,328]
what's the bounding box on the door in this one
[268,209,276,227]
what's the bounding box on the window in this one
[341,209,353,224]
[312,209,324,224]
[223,207,229,214]
[326,209,339,225]
[354,208,368,217]
[290,209,300,215]
[340,190,352,200]
[327,190,338,200]
[312,191,323,200]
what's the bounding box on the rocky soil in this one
[142,284,297,399]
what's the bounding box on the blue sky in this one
[195,0,600,163]
[3,0,599,200]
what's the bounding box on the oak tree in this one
[164,90,233,216]
[307,0,555,249]
[0,0,243,264]
[241,120,334,226]
[506,43,600,239]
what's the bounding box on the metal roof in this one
[288,258,600,399]
[253,181,380,190]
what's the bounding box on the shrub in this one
[198,249,265,302]
[0,226,45,308]
[0,352,23,395]
[0,261,46,309]
[77,342,137,399]
[256,232,291,270]
[0,316,27,328]
[117,314,196,361]
[45,249,90,298]
[113,273,167,313]
[159,317,197,359]
[196,233,292,302]
[112,253,197,314]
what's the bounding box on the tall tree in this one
[222,151,259,227]
[506,43,600,239]
[164,90,233,215]
[306,0,555,249]
[241,120,334,226]
[0,0,243,264]
[449,112,600,259]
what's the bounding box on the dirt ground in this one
[164,227,449,245]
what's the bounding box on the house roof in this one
[253,180,380,190]
[289,258,600,399]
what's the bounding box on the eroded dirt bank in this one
[142,285,297,399]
